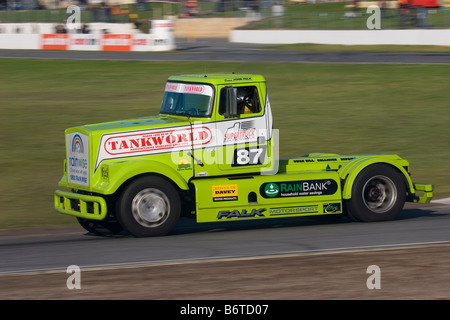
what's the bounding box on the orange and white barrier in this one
[0,20,175,51]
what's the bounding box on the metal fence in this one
[252,7,450,29]
[0,0,449,30]
[0,2,181,23]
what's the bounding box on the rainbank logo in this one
[260,179,338,199]
[264,183,279,197]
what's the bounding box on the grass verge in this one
[266,43,450,53]
[0,59,448,229]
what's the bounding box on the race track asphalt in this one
[1,38,450,64]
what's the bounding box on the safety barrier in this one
[230,29,450,46]
[0,20,175,51]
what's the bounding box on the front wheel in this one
[116,176,181,237]
[346,164,406,222]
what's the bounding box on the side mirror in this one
[224,86,237,118]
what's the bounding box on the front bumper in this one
[409,183,433,204]
[54,190,108,220]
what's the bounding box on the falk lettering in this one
[217,208,266,219]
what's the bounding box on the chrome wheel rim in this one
[362,175,397,213]
[131,188,170,228]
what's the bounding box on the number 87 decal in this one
[232,146,267,167]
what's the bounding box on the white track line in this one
[2,240,449,276]
[431,197,450,205]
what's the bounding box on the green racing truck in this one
[54,74,433,237]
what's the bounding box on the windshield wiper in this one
[176,111,192,118]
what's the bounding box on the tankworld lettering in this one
[95,125,214,171]
[104,127,212,155]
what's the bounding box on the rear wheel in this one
[116,176,181,237]
[346,164,406,222]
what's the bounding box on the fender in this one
[338,156,415,200]
[93,159,190,195]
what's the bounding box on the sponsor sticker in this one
[67,132,89,186]
[323,203,342,213]
[212,184,238,202]
[217,208,266,219]
[95,125,212,171]
[224,121,256,143]
[260,179,338,198]
[103,127,212,155]
[70,34,100,51]
[269,206,318,216]
[164,82,213,96]
[101,34,132,51]
[177,158,192,171]
[264,183,279,198]
[41,34,69,50]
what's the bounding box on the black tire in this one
[77,217,124,236]
[307,214,344,223]
[116,176,181,237]
[346,164,406,222]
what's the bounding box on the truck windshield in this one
[160,82,214,117]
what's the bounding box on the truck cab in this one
[54,74,432,237]
[159,74,275,177]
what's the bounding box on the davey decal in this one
[212,184,238,202]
